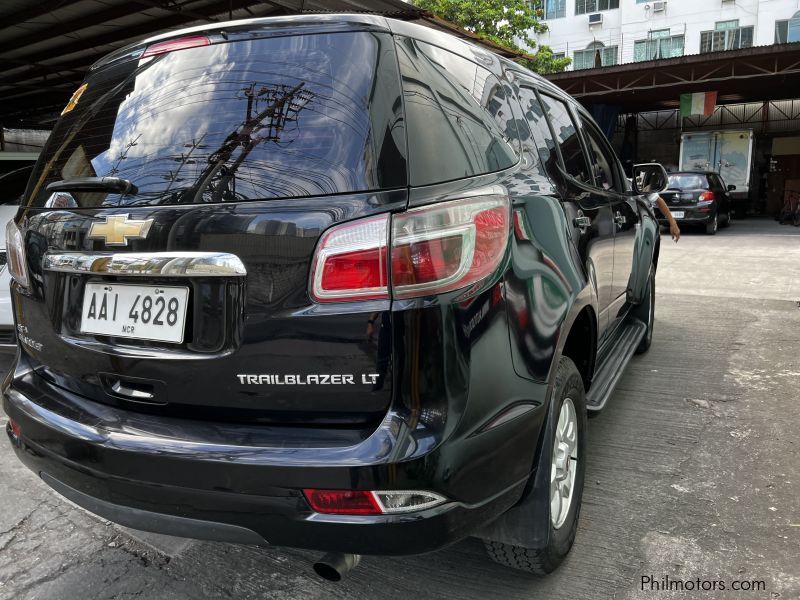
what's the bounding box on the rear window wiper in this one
[46,177,138,195]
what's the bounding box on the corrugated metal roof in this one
[0,0,528,128]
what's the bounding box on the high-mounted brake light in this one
[308,194,510,303]
[141,35,210,58]
[303,489,447,515]
[5,219,29,288]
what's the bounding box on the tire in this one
[705,213,718,235]
[484,356,587,575]
[633,266,655,354]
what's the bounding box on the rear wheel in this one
[484,356,587,575]
[705,213,718,235]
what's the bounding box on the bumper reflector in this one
[7,418,21,439]
[303,489,447,515]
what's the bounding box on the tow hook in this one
[313,553,361,581]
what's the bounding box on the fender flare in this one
[628,212,660,305]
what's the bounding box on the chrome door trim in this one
[43,252,247,277]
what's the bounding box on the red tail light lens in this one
[141,36,210,58]
[303,489,447,515]
[308,194,510,303]
[391,196,510,298]
[699,191,715,202]
[309,215,389,303]
[303,489,382,515]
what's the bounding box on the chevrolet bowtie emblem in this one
[87,214,154,246]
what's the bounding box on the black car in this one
[2,15,665,579]
[658,171,735,235]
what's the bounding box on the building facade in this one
[534,0,800,71]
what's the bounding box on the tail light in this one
[699,191,715,202]
[309,194,510,303]
[141,35,210,58]
[309,215,389,303]
[303,489,446,515]
[6,220,29,288]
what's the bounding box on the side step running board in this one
[586,318,647,412]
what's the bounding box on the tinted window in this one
[25,32,406,208]
[579,116,618,191]
[668,174,709,190]
[517,85,557,166]
[396,37,519,186]
[539,94,591,184]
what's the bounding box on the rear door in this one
[576,114,640,323]
[534,92,616,338]
[15,26,408,427]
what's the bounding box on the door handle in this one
[615,211,627,227]
[111,380,155,400]
[573,212,591,233]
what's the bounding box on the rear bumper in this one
[3,358,541,555]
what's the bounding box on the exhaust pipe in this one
[313,553,361,581]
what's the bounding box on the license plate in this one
[81,283,189,343]
[672,211,685,219]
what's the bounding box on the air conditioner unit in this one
[652,1,667,12]
[588,13,603,26]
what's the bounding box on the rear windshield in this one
[668,174,708,190]
[25,31,407,208]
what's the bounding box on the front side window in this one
[576,0,619,15]
[396,37,520,186]
[538,94,592,185]
[579,116,618,191]
[634,30,685,61]
[573,43,619,70]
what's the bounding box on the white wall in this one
[533,0,800,69]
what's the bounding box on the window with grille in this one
[700,23,754,53]
[776,11,800,43]
[573,43,618,70]
[575,0,619,16]
[543,0,566,19]
[634,30,685,61]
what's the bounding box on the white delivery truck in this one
[679,130,754,213]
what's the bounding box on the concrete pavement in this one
[0,218,798,599]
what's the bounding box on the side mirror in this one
[727,184,737,191]
[632,163,669,195]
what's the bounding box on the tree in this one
[413,0,571,74]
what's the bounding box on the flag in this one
[680,92,717,117]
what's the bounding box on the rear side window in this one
[538,94,592,185]
[396,37,519,186]
[517,85,557,167]
[25,31,407,208]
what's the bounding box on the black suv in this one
[3,15,666,578]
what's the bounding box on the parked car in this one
[658,171,734,235]
[2,15,665,579]
[0,166,32,351]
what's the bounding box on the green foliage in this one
[413,0,571,74]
